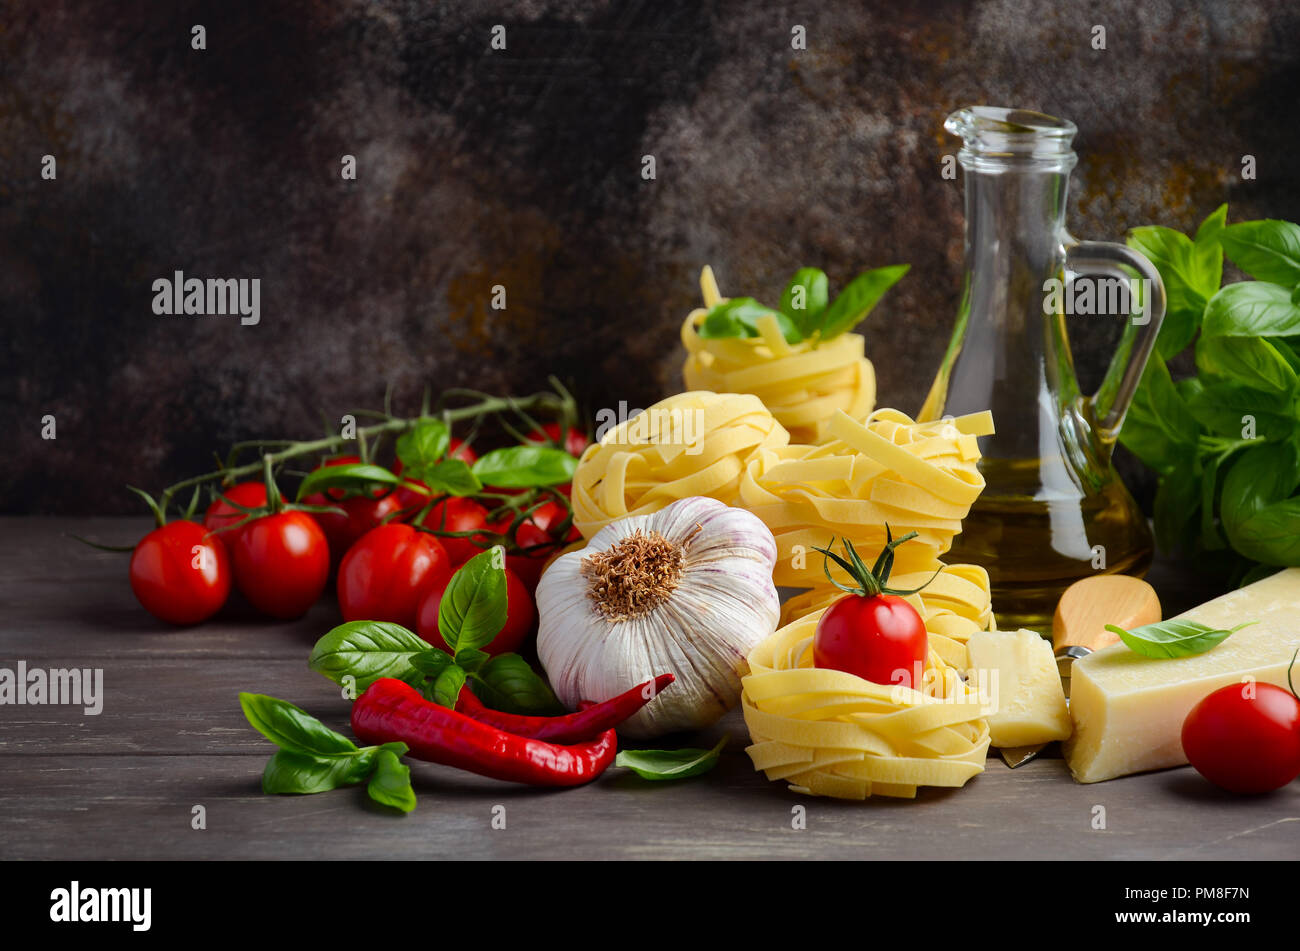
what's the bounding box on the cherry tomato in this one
[231,511,330,619]
[506,501,581,590]
[417,566,536,656]
[203,482,277,545]
[813,594,928,689]
[338,523,452,629]
[416,497,493,565]
[1181,682,1300,794]
[525,422,589,458]
[129,521,231,624]
[303,455,403,566]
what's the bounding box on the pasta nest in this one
[680,268,876,444]
[738,406,996,660]
[570,391,789,539]
[742,608,993,800]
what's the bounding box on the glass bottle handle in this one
[1063,239,1167,438]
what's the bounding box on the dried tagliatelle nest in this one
[739,407,996,666]
[741,608,993,800]
[681,267,877,444]
[570,391,788,539]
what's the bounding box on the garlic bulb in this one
[536,496,780,739]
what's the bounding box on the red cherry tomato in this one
[203,482,278,545]
[1181,682,1300,794]
[813,594,928,689]
[129,521,231,624]
[304,455,403,565]
[525,421,589,458]
[416,497,493,565]
[231,511,330,619]
[417,566,536,656]
[337,523,452,629]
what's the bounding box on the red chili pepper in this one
[454,673,675,743]
[352,678,617,787]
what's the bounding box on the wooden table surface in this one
[2,517,1297,860]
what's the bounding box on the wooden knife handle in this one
[1052,575,1162,654]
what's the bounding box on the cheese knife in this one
[998,575,1161,768]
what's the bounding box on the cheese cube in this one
[1064,568,1300,783]
[966,628,1072,748]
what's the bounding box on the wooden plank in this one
[1,746,1295,860]
[2,517,1291,862]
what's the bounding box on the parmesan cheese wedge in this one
[967,629,1072,748]
[1063,568,1300,783]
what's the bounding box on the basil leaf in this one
[1219,219,1300,286]
[1152,465,1199,555]
[239,693,359,756]
[698,297,800,343]
[366,749,417,813]
[1195,335,1296,394]
[1220,442,1299,535]
[1105,620,1256,659]
[296,462,400,501]
[1232,501,1300,564]
[614,736,728,781]
[437,549,507,652]
[308,621,433,691]
[1193,204,1228,293]
[817,265,909,340]
[779,268,829,338]
[261,748,378,794]
[453,647,490,673]
[430,664,467,709]
[1117,354,1199,475]
[408,648,455,677]
[420,458,481,496]
[1184,380,1294,441]
[1128,225,1216,358]
[1202,281,1300,339]
[396,419,450,473]
[472,446,578,488]
[471,654,565,715]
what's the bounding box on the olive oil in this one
[945,457,1153,632]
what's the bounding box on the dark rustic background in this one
[3,0,1298,514]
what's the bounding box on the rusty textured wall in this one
[3,0,1298,513]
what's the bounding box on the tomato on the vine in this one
[417,565,536,656]
[337,523,452,629]
[303,455,403,565]
[1181,681,1300,794]
[231,511,331,619]
[811,530,930,690]
[203,482,278,545]
[416,497,493,565]
[129,521,231,625]
[525,422,589,458]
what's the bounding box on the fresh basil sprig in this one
[697,264,908,346]
[1119,206,1300,574]
[614,736,728,781]
[1104,620,1257,659]
[239,693,416,812]
[308,551,562,714]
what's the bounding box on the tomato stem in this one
[813,524,938,599]
[148,384,576,521]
